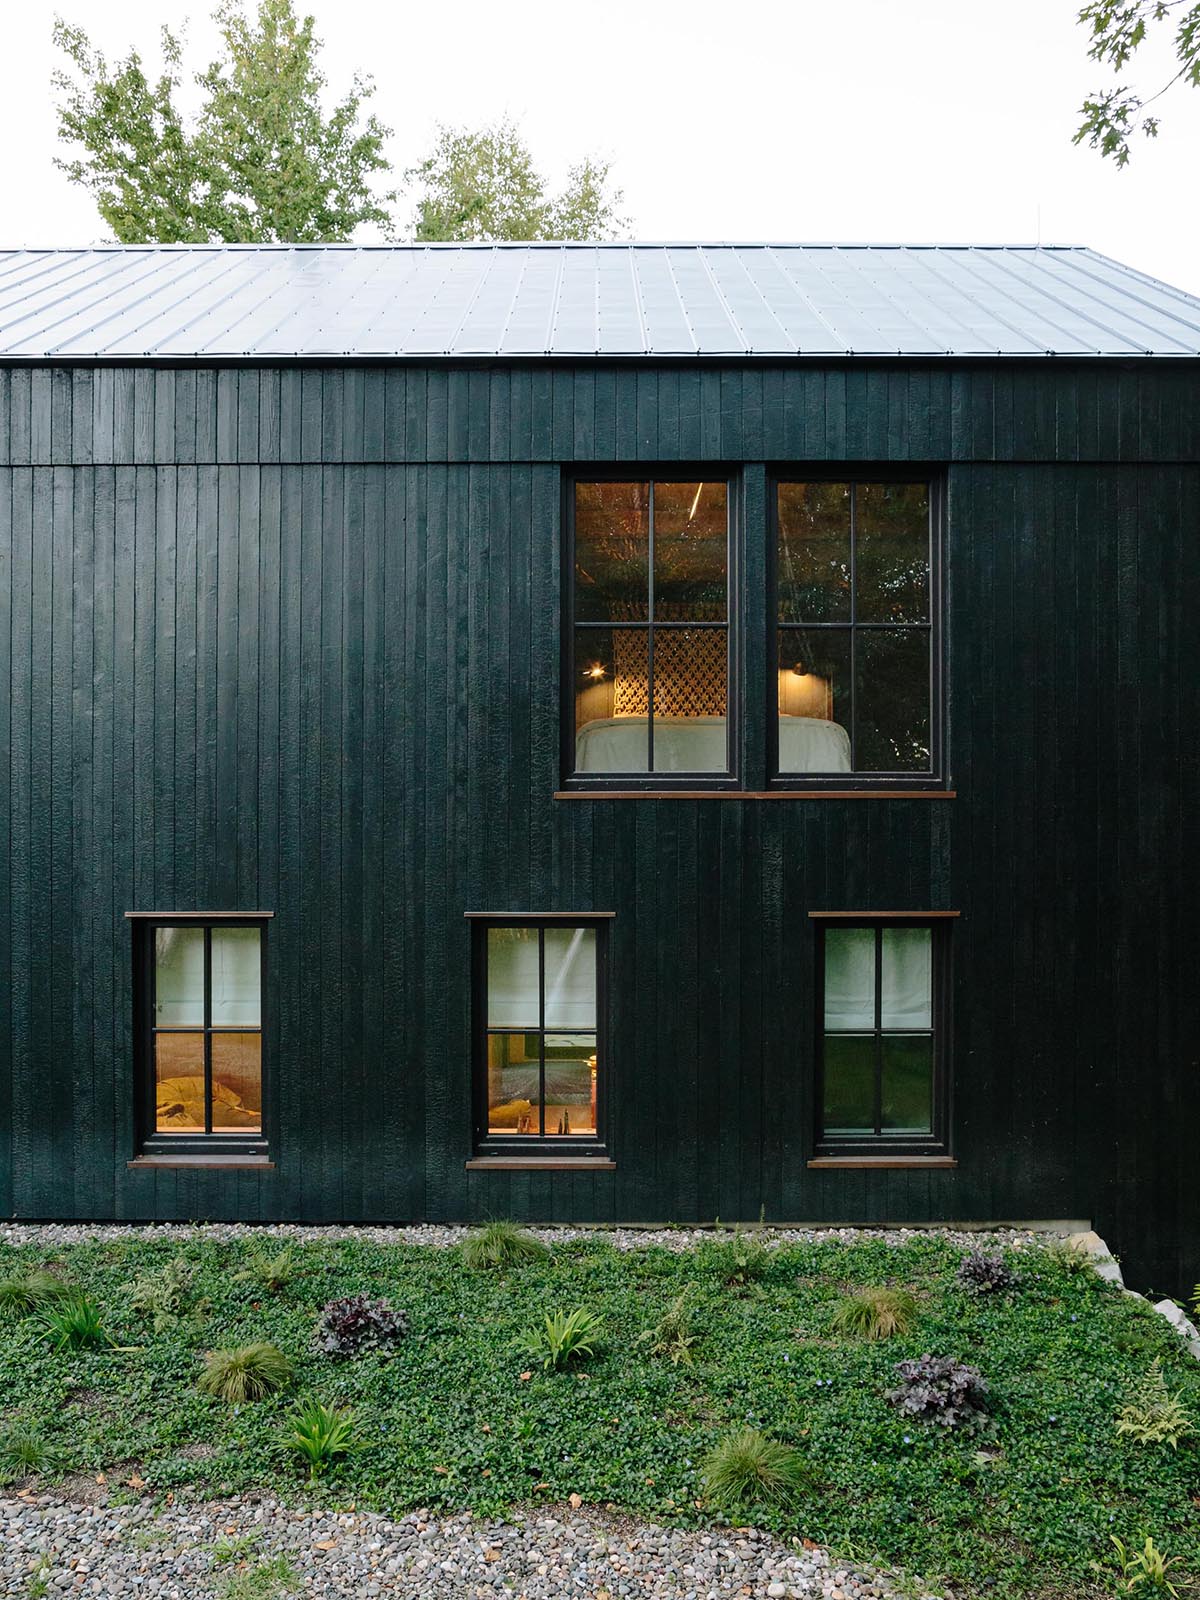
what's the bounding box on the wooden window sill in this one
[128,1155,275,1171]
[465,1156,616,1172]
[554,791,955,801]
[808,1155,957,1170]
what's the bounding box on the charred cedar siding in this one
[0,361,1196,1290]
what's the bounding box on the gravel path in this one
[0,1493,939,1599]
[0,1219,1055,1253]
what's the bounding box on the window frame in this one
[768,469,947,791]
[560,467,742,791]
[813,915,952,1157]
[470,913,612,1158]
[133,914,270,1158]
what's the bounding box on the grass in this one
[0,1231,1197,1600]
[701,1426,813,1512]
[830,1286,919,1341]
[198,1343,293,1403]
[460,1220,549,1271]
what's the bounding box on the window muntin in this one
[478,922,605,1146]
[141,920,266,1149]
[817,921,946,1152]
[572,479,731,779]
[776,480,935,778]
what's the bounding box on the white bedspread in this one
[574,715,851,774]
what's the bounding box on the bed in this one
[574,714,852,774]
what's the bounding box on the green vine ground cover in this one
[1,1232,1197,1599]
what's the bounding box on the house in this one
[0,241,1196,1292]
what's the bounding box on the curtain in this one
[487,927,596,1031]
[824,927,931,1030]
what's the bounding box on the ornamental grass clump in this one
[701,1427,813,1514]
[887,1354,990,1433]
[522,1306,603,1371]
[314,1294,409,1359]
[1116,1360,1195,1448]
[284,1397,356,1480]
[461,1220,549,1272]
[956,1250,1020,1295]
[1111,1533,1183,1596]
[0,1269,73,1320]
[830,1286,918,1341]
[0,1422,54,1484]
[199,1342,292,1403]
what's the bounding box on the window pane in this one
[857,483,929,624]
[544,1035,598,1136]
[210,928,261,1026]
[881,928,932,1028]
[777,630,851,773]
[881,1036,933,1134]
[653,481,727,619]
[652,627,727,773]
[487,928,541,1028]
[487,1032,541,1134]
[155,1032,206,1132]
[543,927,596,1029]
[574,627,649,773]
[855,630,931,772]
[824,928,876,1029]
[210,1033,262,1132]
[155,927,205,1026]
[575,481,649,622]
[777,482,851,622]
[822,1034,875,1135]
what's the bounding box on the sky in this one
[2,0,1198,292]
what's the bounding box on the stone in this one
[1152,1297,1200,1359]
[1065,1230,1124,1285]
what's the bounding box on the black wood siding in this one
[0,362,1196,1294]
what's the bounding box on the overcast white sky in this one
[2,0,1197,291]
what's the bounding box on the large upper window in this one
[472,918,608,1151]
[134,917,267,1155]
[569,479,731,780]
[775,478,938,782]
[816,918,949,1155]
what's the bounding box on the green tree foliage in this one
[1075,0,1200,165]
[52,0,394,242]
[408,118,627,242]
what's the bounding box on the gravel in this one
[0,1220,1058,1253]
[0,1493,943,1599]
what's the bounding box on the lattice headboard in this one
[613,626,727,719]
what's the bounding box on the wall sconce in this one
[584,663,607,681]
[778,666,832,719]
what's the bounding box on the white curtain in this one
[824,927,931,1030]
[154,926,260,1027]
[487,927,596,1031]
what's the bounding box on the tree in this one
[408,119,627,242]
[52,0,394,242]
[1075,0,1200,165]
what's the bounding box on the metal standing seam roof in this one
[0,242,1199,360]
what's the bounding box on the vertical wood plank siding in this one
[0,361,1197,1293]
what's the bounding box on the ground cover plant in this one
[0,1230,1197,1599]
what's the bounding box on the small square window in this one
[472,918,610,1153]
[133,917,269,1156]
[815,918,951,1155]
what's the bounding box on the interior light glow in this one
[688,482,704,521]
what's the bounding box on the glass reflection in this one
[575,481,649,622]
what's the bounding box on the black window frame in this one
[133,915,270,1158]
[470,914,611,1157]
[814,916,951,1157]
[561,467,741,791]
[769,470,946,791]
